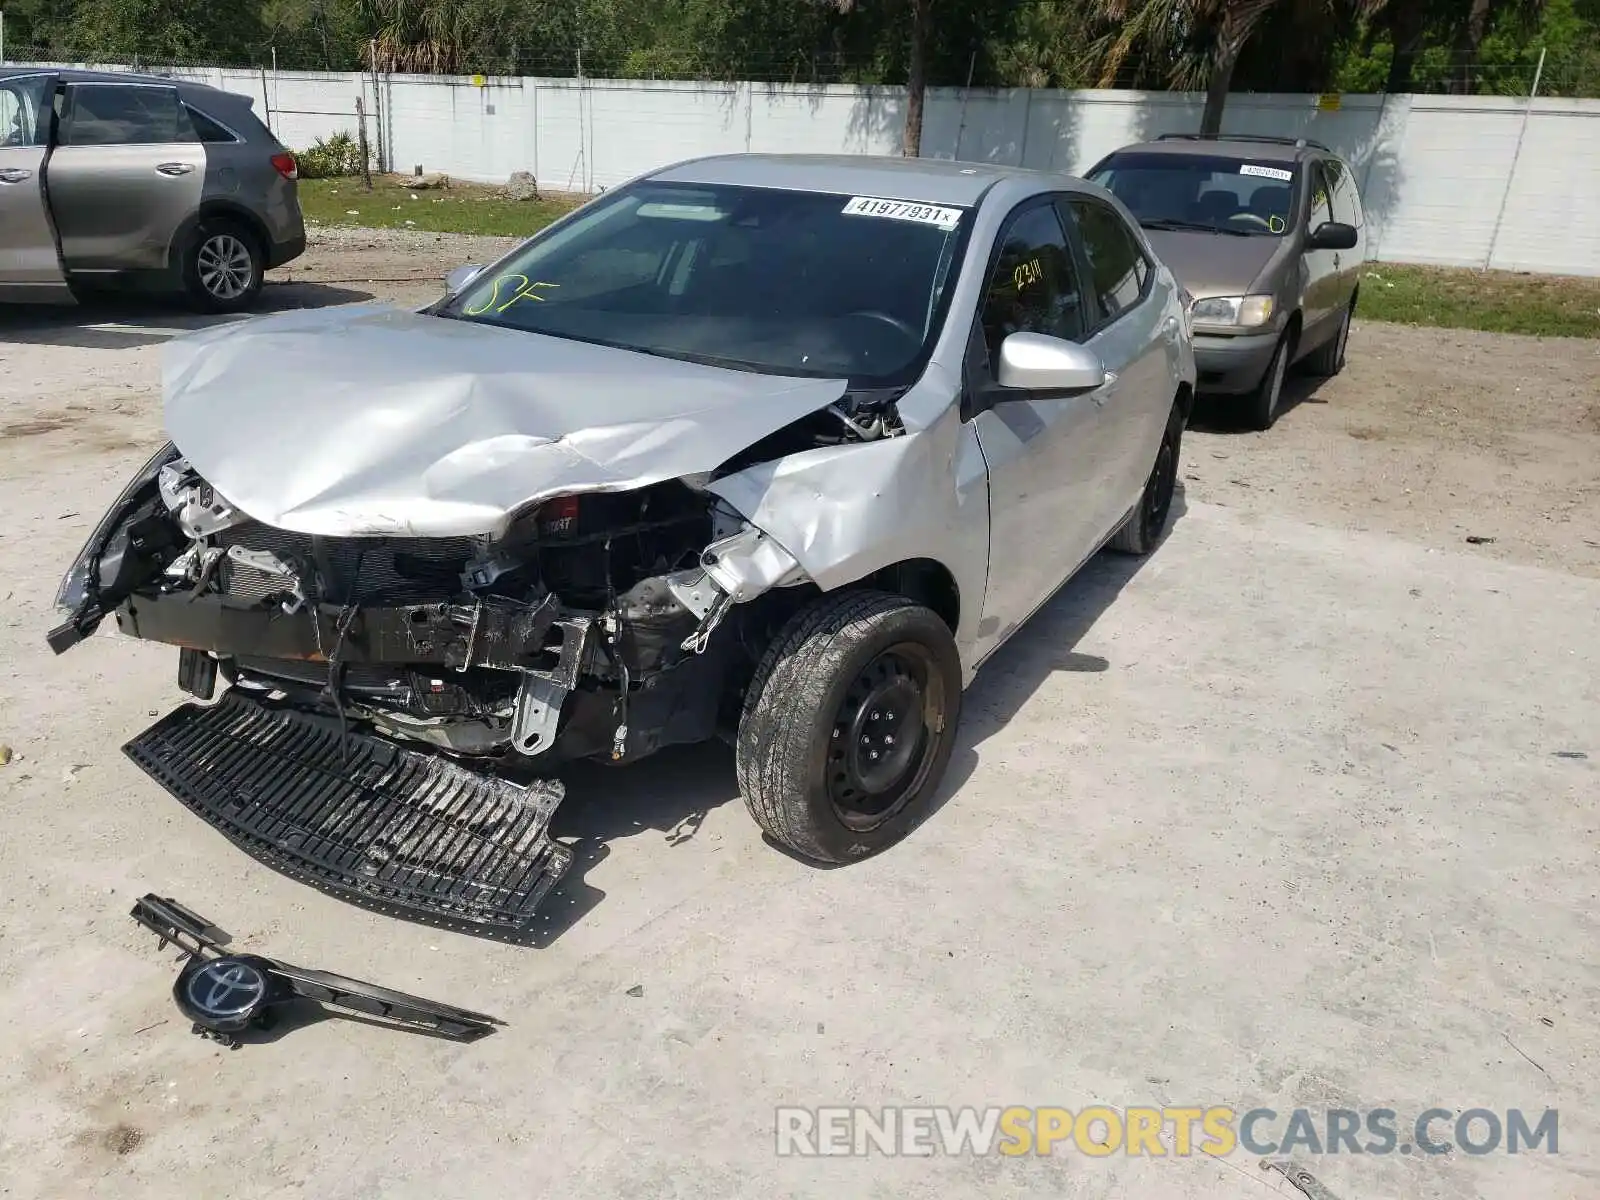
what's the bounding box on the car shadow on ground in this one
[0,280,375,350]
[1188,372,1331,432]
[526,486,1187,947]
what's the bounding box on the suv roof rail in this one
[1156,132,1331,153]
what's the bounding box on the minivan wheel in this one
[1244,334,1290,431]
[736,590,962,864]
[1109,401,1184,555]
[1305,301,1353,377]
[182,221,263,313]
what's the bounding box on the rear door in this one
[0,72,73,303]
[46,81,205,273]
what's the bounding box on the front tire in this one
[1109,400,1184,555]
[736,590,962,864]
[182,220,263,314]
[1244,332,1291,431]
[1305,299,1353,377]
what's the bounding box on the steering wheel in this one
[845,310,921,343]
[1227,211,1272,230]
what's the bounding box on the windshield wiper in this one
[1140,218,1254,237]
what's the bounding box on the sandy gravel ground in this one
[0,230,1595,1200]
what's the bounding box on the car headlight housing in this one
[1189,294,1276,329]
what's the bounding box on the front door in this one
[46,82,206,273]
[970,199,1108,644]
[1299,160,1340,344]
[0,72,72,303]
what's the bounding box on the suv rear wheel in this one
[736,590,961,864]
[182,219,263,314]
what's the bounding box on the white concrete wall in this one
[16,59,1600,276]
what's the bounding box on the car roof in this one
[0,65,234,100]
[649,153,1081,207]
[1102,136,1327,164]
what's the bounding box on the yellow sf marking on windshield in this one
[464,274,561,315]
[1268,215,1286,234]
[1013,257,1044,291]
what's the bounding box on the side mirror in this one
[995,332,1107,394]
[445,264,484,292]
[1307,221,1358,251]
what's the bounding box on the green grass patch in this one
[1358,263,1600,338]
[298,175,581,239]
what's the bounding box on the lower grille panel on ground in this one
[124,689,571,941]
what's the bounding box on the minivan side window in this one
[61,84,197,146]
[1324,158,1363,228]
[1063,198,1149,324]
[1307,164,1334,231]
[0,76,51,147]
[976,203,1087,368]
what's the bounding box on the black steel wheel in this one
[737,590,961,864]
[1109,399,1184,555]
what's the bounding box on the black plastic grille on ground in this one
[124,690,571,941]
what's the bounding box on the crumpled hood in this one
[162,305,849,538]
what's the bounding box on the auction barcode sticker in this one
[842,196,964,229]
[1239,164,1294,181]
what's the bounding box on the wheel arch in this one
[167,200,272,273]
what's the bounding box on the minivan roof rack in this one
[1156,133,1330,152]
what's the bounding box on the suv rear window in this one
[1088,152,1300,238]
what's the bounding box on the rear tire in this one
[736,590,962,865]
[1305,299,1353,377]
[1244,332,1291,431]
[1109,400,1184,555]
[181,219,263,314]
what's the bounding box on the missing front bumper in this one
[123,689,572,941]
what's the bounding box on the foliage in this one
[295,131,368,178]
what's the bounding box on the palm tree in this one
[1093,0,1378,134]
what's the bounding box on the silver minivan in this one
[0,68,305,312]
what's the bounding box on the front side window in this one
[1326,157,1363,228]
[1307,163,1334,230]
[61,84,195,146]
[441,181,970,385]
[1064,198,1149,323]
[0,75,52,148]
[976,203,1086,369]
[1089,151,1299,237]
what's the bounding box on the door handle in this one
[0,166,32,183]
[156,162,196,176]
[1333,253,1342,268]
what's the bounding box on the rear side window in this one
[1324,158,1363,228]
[1064,199,1149,324]
[61,84,196,146]
[977,203,1087,366]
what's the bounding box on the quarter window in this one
[977,203,1087,368]
[185,105,238,143]
[1064,199,1149,323]
[61,84,196,146]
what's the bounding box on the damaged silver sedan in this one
[49,154,1196,938]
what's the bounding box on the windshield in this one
[440,181,971,384]
[1088,152,1300,237]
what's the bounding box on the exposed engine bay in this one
[52,386,904,774]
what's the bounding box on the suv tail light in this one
[270,152,298,181]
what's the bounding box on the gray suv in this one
[0,68,305,312]
[1087,134,1364,429]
